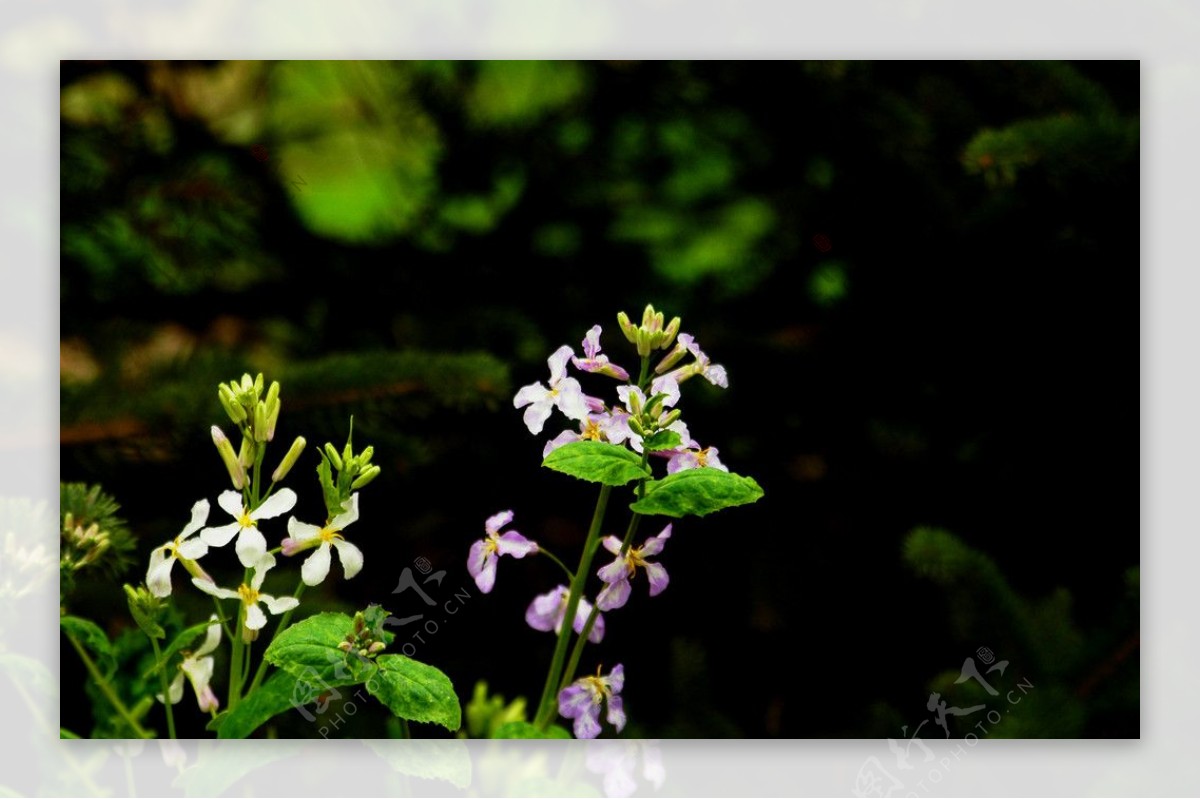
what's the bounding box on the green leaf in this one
[59,728,81,739]
[641,429,682,452]
[61,615,116,677]
[364,739,472,788]
[367,654,461,731]
[492,720,572,739]
[264,612,375,684]
[629,469,764,517]
[217,669,361,739]
[542,440,650,486]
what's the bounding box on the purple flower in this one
[542,413,609,458]
[467,510,538,593]
[615,382,691,454]
[656,333,728,389]
[595,524,672,611]
[666,445,729,474]
[525,585,605,643]
[558,664,626,739]
[571,325,630,381]
[513,345,589,434]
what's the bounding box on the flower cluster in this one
[470,305,744,739]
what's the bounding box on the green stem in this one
[248,580,307,693]
[251,445,265,510]
[149,637,176,739]
[64,630,151,738]
[533,483,612,729]
[227,567,251,709]
[537,548,576,583]
[212,596,235,642]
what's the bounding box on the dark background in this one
[60,60,1139,738]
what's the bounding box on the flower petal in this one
[147,548,175,598]
[649,374,680,408]
[195,616,222,657]
[287,517,322,543]
[262,593,300,615]
[513,382,549,409]
[191,578,238,600]
[597,555,627,585]
[485,510,514,535]
[200,521,240,548]
[250,552,277,589]
[253,487,297,520]
[472,553,497,594]
[596,577,631,611]
[639,524,672,557]
[176,537,208,561]
[558,683,595,719]
[554,378,589,421]
[601,536,623,555]
[522,400,554,435]
[330,493,360,529]
[572,707,603,739]
[543,429,580,458]
[525,586,567,632]
[301,542,332,586]
[704,364,728,388]
[234,525,268,568]
[467,539,489,579]
[495,530,538,558]
[606,664,625,694]
[547,344,574,384]
[645,562,669,597]
[166,671,185,705]
[332,538,364,579]
[217,490,244,519]
[581,325,602,360]
[180,499,210,539]
[606,695,626,732]
[243,602,267,631]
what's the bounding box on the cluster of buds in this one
[61,512,112,571]
[337,609,388,660]
[211,372,307,490]
[322,439,380,492]
[616,304,681,357]
[124,583,167,638]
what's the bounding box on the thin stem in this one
[536,548,576,583]
[248,580,307,693]
[149,637,176,739]
[534,484,611,729]
[64,630,151,738]
[251,444,265,510]
[227,568,250,709]
[212,596,236,642]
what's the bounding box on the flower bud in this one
[659,409,682,428]
[616,311,638,343]
[351,465,381,490]
[265,398,281,441]
[323,442,343,471]
[641,303,656,329]
[359,445,374,466]
[659,316,681,349]
[253,372,264,397]
[338,641,353,652]
[241,373,254,393]
[253,402,269,443]
[368,641,386,654]
[636,327,652,357]
[212,426,245,489]
[218,384,247,424]
[238,433,255,469]
[265,380,280,411]
[272,436,307,483]
[628,415,646,436]
[651,310,664,334]
[654,340,689,374]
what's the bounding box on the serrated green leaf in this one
[630,469,764,517]
[542,440,650,486]
[492,720,572,739]
[217,669,362,739]
[641,429,682,452]
[367,654,461,731]
[61,615,116,677]
[264,612,374,684]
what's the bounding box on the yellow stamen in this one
[581,420,603,441]
[319,527,344,544]
[239,510,256,528]
[237,584,259,606]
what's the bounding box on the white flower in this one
[158,615,221,713]
[513,345,589,434]
[200,488,297,568]
[192,553,299,642]
[282,493,365,586]
[147,500,211,598]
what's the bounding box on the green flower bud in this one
[338,641,353,652]
[241,373,254,393]
[368,641,386,654]
[636,327,652,357]
[659,409,682,428]
[212,426,246,489]
[238,433,255,468]
[265,380,280,411]
[253,402,269,442]
[659,316,681,349]
[219,384,247,424]
[641,303,656,329]
[265,398,281,441]
[351,465,381,490]
[272,436,307,483]
[651,310,665,334]
[616,311,638,343]
[324,442,343,471]
[655,341,689,374]
[343,441,354,467]
[359,445,374,466]
[629,415,646,436]
[253,372,264,397]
